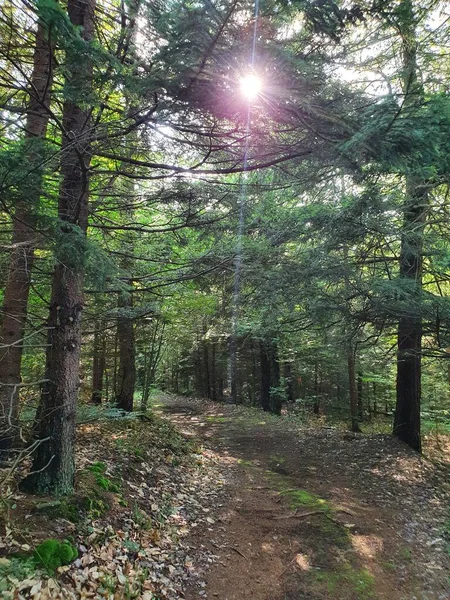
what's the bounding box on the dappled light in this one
[352,535,384,559]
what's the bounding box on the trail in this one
[158,394,450,600]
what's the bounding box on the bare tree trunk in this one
[202,333,211,399]
[211,342,217,402]
[91,324,105,404]
[116,289,136,412]
[357,371,364,421]
[260,341,270,412]
[230,334,238,404]
[0,16,54,452]
[269,342,281,415]
[394,0,426,452]
[313,360,320,415]
[112,325,119,398]
[347,344,361,433]
[20,0,95,496]
[284,362,294,404]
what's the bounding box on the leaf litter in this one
[0,409,229,599]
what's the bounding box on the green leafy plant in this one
[0,557,38,592]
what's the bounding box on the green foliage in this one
[33,539,78,572]
[0,557,39,593]
[87,461,107,474]
[86,463,120,492]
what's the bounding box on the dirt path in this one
[157,394,450,600]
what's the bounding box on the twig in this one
[274,508,355,523]
[229,546,248,560]
[274,509,325,520]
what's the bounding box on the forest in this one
[0,0,450,598]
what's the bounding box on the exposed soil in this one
[158,395,450,600]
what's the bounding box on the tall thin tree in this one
[393,0,427,451]
[21,0,96,495]
[0,3,55,452]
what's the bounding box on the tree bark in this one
[283,362,294,404]
[269,342,281,415]
[260,341,270,412]
[116,290,136,412]
[211,342,217,402]
[394,0,427,452]
[91,324,105,404]
[357,371,364,421]
[347,344,361,433]
[313,360,320,415]
[202,334,211,399]
[20,0,95,496]
[230,334,239,403]
[0,15,54,451]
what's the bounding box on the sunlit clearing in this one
[240,73,262,101]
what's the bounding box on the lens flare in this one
[239,73,262,101]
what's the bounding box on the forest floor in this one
[158,394,450,600]
[1,393,449,600]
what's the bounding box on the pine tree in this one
[21,0,96,495]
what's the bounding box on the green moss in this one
[400,547,412,561]
[313,566,375,598]
[35,498,80,523]
[237,459,255,467]
[280,488,330,511]
[87,461,107,474]
[33,539,78,572]
[206,415,230,423]
[94,474,119,492]
[269,454,286,464]
[81,494,110,518]
[86,463,120,492]
[382,560,397,572]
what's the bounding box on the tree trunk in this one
[211,342,217,402]
[20,0,95,496]
[347,345,361,433]
[230,334,239,404]
[202,335,210,399]
[313,360,320,415]
[394,0,426,452]
[260,341,270,412]
[269,342,281,415]
[112,325,119,398]
[0,16,54,452]
[91,324,105,404]
[357,371,364,421]
[284,362,294,404]
[116,290,136,412]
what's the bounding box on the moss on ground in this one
[280,488,330,511]
[33,539,78,572]
[312,565,375,599]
